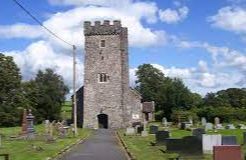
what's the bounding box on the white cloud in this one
[159,6,189,24]
[5,41,84,89]
[1,0,245,96]
[0,23,45,39]
[0,0,166,92]
[198,60,208,72]
[208,6,246,33]
[48,0,132,7]
[0,3,164,48]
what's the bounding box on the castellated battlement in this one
[84,20,126,36]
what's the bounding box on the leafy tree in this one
[217,88,246,108]
[135,64,198,120]
[0,53,25,126]
[135,64,165,102]
[31,69,69,123]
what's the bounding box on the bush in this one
[196,106,246,122]
[171,109,198,123]
[155,110,164,121]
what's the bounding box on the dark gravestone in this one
[136,126,144,134]
[166,136,202,155]
[180,122,186,130]
[222,136,237,145]
[182,136,203,155]
[192,128,205,139]
[243,132,246,144]
[166,138,183,152]
[155,131,169,145]
[149,125,158,134]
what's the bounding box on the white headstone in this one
[216,124,224,129]
[125,127,135,135]
[239,124,246,129]
[205,123,213,131]
[214,117,220,128]
[189,117,193,125]
[227,124,236,129]
[141,130,148,137]
[202,134,222,154]
[162,117,168,127]
[201,117,207,126]
[45,120,50,134]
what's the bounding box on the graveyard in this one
[119,121,246,160]
[1,0,246,159]
[0,104,91,160]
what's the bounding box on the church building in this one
[72,20,154,129]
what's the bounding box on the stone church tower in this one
[83,20,142,129]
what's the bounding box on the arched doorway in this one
[97,114,108,129]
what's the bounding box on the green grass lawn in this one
[0,125,91,160]
[119,131,179,160]
[119,126,246,160]
[61,101,72,119]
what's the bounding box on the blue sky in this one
[0,0,245,96]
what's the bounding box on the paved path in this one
[60,129,128,160]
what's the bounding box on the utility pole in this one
[73,45,78,136]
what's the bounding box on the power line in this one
[12,0,78,135]
[12,0,74,47]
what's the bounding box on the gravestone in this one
[180,122,186,130]
[125,127,135,135]
[44,120,55,142]
[50,120,56,137]
[56,122,66,138]
[182,136,203,155]
[26,109,35,140]
[216,124,224,129]
[136,125,144,134]
[226,124,236,129]
[155,131,169,145]
[243,132,246,144]
[202,134,222,154]
[21,109,28,135]
[201,117,206,126]
[141,120,148,137]
[214,117,220,128]
[149,125,158,134]
[44,120,50,134]
[162,117,168,127]
[188,117,193,125]
[166,136,202,155]
[166,138,183,152]
[213,145,242,160]
[192,128,205,139]
[239,124,246,129]
[222,136,237,145]
[205,123,213,131]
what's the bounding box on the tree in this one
[0,53,25,126]
[135,64,198,120]
[31,69,69,123]
[135,64,165,102]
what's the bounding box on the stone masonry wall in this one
[83,20,142,128]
